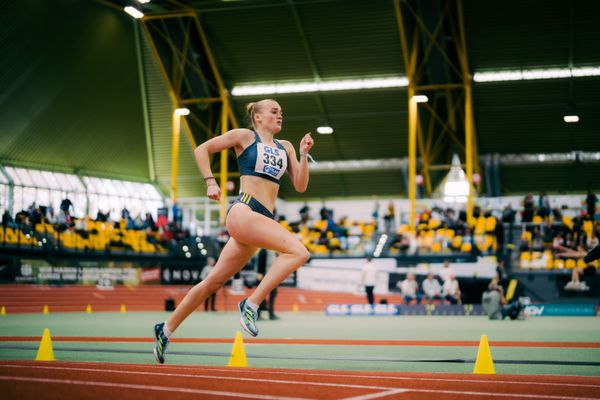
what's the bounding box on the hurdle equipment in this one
[35,328,55,361]
[473,334,495,374]
[228,331,248,367]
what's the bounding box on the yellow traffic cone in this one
[120,304,127,313]
[35,328,55,361]
[1,306,5,316]
[473,335,495,374]
[228,331,248,367]
[85,304,92,313]
[42,304,49,315]
[292,304,300,312]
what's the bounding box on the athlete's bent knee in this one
[292,246,311,265]
[203,276,226,294]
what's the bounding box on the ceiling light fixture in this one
[317,126,333,134]
[124,6,144,19]
[174,108,190,116]
[473,66,600,83]
[563,115,579,123]
[411,95,428,103]
[231,77,408,96]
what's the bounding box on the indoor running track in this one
[1,360,600,400]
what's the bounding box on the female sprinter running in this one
[153,98,314,363]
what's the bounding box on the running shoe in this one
[153,322,170,364]
[238,298,259,337]
[583,245,600,263]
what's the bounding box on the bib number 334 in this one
[255,143,287,180]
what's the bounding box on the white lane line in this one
[187,366,600,389]
[0,376,308,400]
[0,364,404,391]
[340,389,409,400]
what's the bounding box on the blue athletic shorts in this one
[229,192,275,220]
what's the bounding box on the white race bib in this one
[255,142,287,180]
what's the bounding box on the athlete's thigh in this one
[227,204,304,254]
[210,237,257,281]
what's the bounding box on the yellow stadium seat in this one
[532,215,543,224]
[314,220,327,231]
[520,252,531,267]
[75,234,88,250]
[18,230,35,245]
[428,218,441,229]
[583,221,593,238]
[544,250,554,269]
[485,217,496,232]
[475,217,486,235]
[565,259,576,269]
[431,242,442,253]
[521,231,532,244]
[452,236,462,249]
[61,232,76,249]
[467,216,477,228]
[460,242,472,252]
[315,244,329,254]
[445,229,455,240]
[562,215,573,230]
[4,227,18,245]
[554,259,565,269]
[577,258,587,268]
[397,224,409,234]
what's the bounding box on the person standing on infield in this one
[153,99,315,363]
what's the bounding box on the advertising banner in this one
[325,304,401,316]
[14,259,139,285]
[524,303,597,316]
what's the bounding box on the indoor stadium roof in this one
[1,0,599,200]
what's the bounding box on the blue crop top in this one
[237,131,288,184]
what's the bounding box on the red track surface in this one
[2,336,599,348]
[1,360,599,400]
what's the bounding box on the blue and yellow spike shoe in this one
[238,298,259,337]
[153,322,170,364]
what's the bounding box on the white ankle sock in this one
[163,322,173,339]
[246,299,259,312]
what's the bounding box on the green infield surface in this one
[1,312,599,376]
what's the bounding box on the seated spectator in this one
[538,192,550,219]
[2,210,14,228]
[143,212,156,230]
[438,261,455,283]
[502,204,515,224]
[522,192,535,223]
[299,202,310,224]
[531,227,544,252]
[442,274,461,304]
[482,278,524,320]
[421,272,442,303]
[398,272,421,304]
[444,209,457,230]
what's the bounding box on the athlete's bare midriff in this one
[239,175,279,212]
